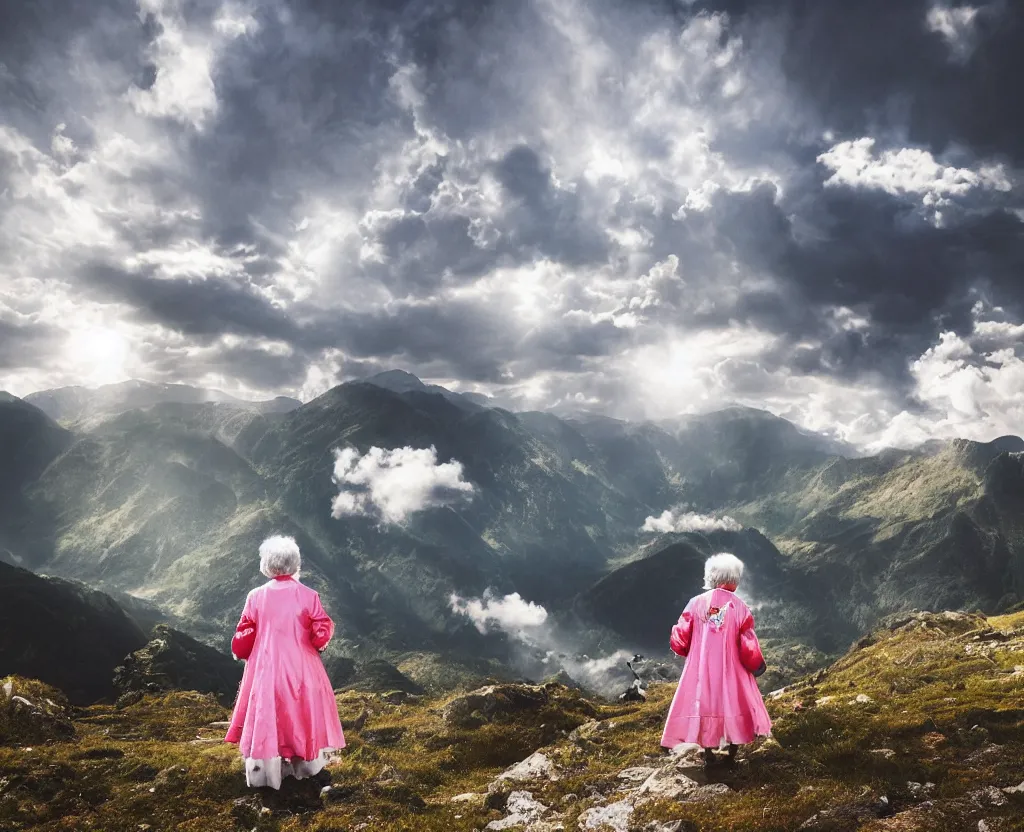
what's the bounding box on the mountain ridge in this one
[24,379,301,427]
[2,373,1022,696]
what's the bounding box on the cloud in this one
[0,0,1022,455]
[125,0,257,130]
[449,589,639,695]
[863,305,1024,450]
[818,137,1011,222]
[642,509,743,535]
[448,591,549,635]
[925,3,981,62]
[330,445,476,525]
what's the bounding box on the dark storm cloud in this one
[493,146,610,266]
[358,211,500,293]
[2,0,1022,443]
[692,169,1024,386]
[0,0,149,143]
[317,300,516,383]
[0,318,60,370]
[701,0,1024,162]
[200,343,311,389]
[79,263,301,344]
[182,0,406,253]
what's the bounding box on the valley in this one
[1,373,1023,697]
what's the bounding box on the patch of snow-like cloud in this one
[126,0,257,130]
[449,590,644,696]
[330,445,475,525]
[448,591,549,636]
[642,509,743,535]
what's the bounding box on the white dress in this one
[244,748,334,790]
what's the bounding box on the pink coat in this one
[225,576,345,761]
[661,587,772,749]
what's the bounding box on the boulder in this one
[569,719,615,745]
[617,766,658,784]
[442,684,549,729]
[340,660,424,696]
[322,655,357,688]
[485,790,550,830]
[450,792,485,805]
[493,751,560,785]
[799,796,893,830]
[634,767,702,802]
[579,799,634,831]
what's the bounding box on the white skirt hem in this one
[244,748,335,790]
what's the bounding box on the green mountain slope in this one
[0,561,147,704]
[0,394,73,563]
[3,375,1023,691]
[725,436,1024,630]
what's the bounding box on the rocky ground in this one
[3,610,1024,831]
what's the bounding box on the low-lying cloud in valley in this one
[450,590,653,696]
[642,509,743,535]
[331,445,475,525]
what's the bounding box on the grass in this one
[4,611,1024,830]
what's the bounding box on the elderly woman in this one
[661,552,771,767]
[225,536,346,789]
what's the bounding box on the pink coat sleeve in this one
[669,604,694,657]
[737,610,765,674]
[308,592,334,652]
[231,594,257,660]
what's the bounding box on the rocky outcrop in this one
[112,624,242,706]
[339,659,425,695]
[322,655,357,689]
[484,791,553,830]
[0,677,75,745]
[442,683,551,728]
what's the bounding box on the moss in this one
[4,613,1024,830]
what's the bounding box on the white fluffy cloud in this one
[448,591,549,635]
[875,317,1024,450]
[642,509,743,534]
[818,137,1011,222]
[449,590,638,695]
[330,445,476,525]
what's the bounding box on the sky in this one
[0,0,1022,451]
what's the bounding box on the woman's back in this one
[662,586,771,749]
[248,577,324,654]
[226,573,345,777]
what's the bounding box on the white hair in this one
[259,535,301,578]
[703,552,744,590]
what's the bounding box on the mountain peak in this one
[361,369,490,412]
[364,369,428,393]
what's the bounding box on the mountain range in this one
[1,372,1022,696]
